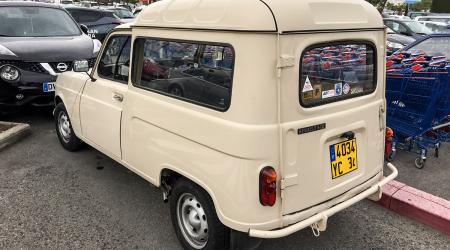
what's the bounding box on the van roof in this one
[134,0,383,34]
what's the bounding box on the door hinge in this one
[379,105,386,131]
[280,174,298,190]
[277,55,295,78]
[277,55,295,69]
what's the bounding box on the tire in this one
[414,158,425,169]
[54,103,83,152]
[169,85,184,97]
[169,178,229,250]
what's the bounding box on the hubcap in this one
[170,87,182,96]
[58,112,71,143]
[177,193,208,249]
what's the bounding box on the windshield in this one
[403,21,432,34]
[406,37,450,57]
[113,9,133,19]
[0,7,80,37]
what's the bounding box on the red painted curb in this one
[377,180,450,236]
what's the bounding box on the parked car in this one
[419,21,450,33]
[396,33,450,58]
[114,3,133,12]
[408,11,428,20]
[386,27,415,55]
[415,15,450,24]
[54,0,397,249]
[384,18,432,39]
[79,1,98,8]
[58,0,74,5]
[65,6,121,41]
[0,2,99,112]
[101,7,135,23]
[388,15,411,20]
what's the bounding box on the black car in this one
[396,33,450,58]
[384,19,432,39]
[386,27,415,55]
[101,6,135,23]
[65,6,121,42]
[0,2,98,112]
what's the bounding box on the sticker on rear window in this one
[334,82,343,96]
[322,90,335,99]
[343,83,350,95]
[302,76,314,93]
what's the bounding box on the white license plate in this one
[43,82,56,93]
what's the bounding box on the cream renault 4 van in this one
[54,0,398,249]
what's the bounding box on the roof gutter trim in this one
[258,0,279,33]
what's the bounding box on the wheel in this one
[54,103,83,151]
[169,178,229,250]
[169,85,184,97]
[414,157,425,169]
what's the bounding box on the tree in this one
[366,0,389,12]
[431,0,450,13]
[410,0,432,11]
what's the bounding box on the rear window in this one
[300,42,376,107]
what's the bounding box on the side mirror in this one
[80,24,89,35]
[73,60,89,72]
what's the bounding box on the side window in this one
[133,38,234,111]
[300,42,376,107]
[97,35,131,83]
[397,23,408,34]
[391,22,400,32]
[67,10,80,22]
[385,21,395,31]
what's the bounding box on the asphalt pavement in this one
[0,109,449,249]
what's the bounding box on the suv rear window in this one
[300,42,376,107]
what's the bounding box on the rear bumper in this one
[248,163,398,239]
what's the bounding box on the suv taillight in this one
[259,167,277,206]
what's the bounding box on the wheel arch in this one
[158,167,230,229]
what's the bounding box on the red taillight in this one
[385,127,394,160]
[386,127,394,141]
[259,167,277,206]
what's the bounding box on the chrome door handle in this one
[113,93,123,102]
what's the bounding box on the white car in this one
[415,15,450,24]
[419,21,450,33]
[54,1,397,249]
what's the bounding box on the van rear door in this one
[279,31,386,215]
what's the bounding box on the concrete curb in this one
[0,122,30,151]
[377,180,450,236]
